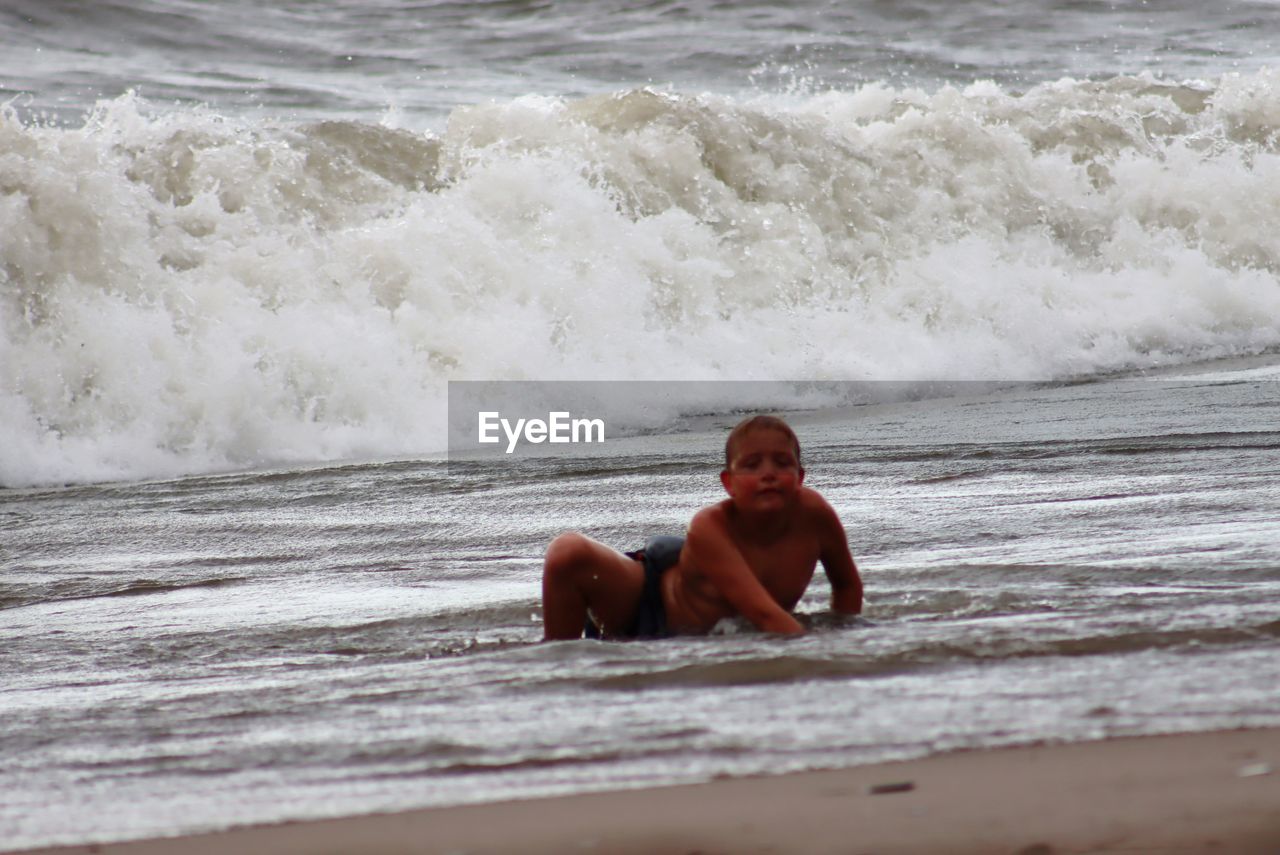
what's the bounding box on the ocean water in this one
[3,1,1280,850]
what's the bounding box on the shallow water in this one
[4,370,1279,848]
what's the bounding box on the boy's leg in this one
[542,532,644,640]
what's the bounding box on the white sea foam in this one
[4,75,1280,486]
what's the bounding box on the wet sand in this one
[20,727,1279,855]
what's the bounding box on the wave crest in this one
[4,75,1280,485]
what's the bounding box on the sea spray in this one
[4,75,1280,486]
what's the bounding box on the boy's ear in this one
[719,468,732,494]
[798,466,806,484]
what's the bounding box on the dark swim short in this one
[583,535,685,640]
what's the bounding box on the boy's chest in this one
[738,540,821,605]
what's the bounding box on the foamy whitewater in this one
[5,2,1280,486]
[2,1,1280,850]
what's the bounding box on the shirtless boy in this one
[541,415,863,640]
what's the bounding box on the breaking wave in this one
[4,73,1280,485]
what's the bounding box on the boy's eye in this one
[734,453,797,472]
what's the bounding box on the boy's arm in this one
[685,510,806,635]
[815,499,862,615]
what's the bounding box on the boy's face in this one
[720,427,804,513]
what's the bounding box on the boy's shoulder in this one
[796,484,835,510]
[688,486,837,530]
[795,486,842,528]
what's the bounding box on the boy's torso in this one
[662,494,824,633]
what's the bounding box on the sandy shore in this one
[21,728,1279,855]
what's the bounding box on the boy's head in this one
[723,415,802,470]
